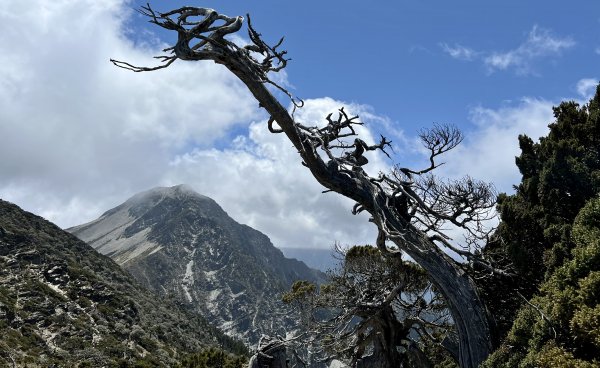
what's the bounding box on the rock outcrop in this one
[0,199,244,367]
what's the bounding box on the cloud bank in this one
[0,0,588,251]
[0,0,261,221]
[162,98,394,250]
[0,0,255,224]
[0,0,393,249]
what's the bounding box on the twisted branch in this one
[111,4,301,106]
[112,7,503,365]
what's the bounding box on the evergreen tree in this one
[481,84,600,338]
[483,196,600,368]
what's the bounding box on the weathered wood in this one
[248,335,288,368]
[111,7,496,367]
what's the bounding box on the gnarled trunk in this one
[111,8,495,366]
[223,61,493,367]
[401,232,492,367]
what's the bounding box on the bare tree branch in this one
[111,6,501,366]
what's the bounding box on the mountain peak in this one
[69,186,323,345]
[128,184,211,204]
[68,185,228,266]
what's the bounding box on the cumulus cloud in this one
[162,98,395,250]
[441,25,575,75]
[0,0,401,251]
[0,0,393,250]
[438,98,555,193]
[576,78,599,99]
[0,0,260,224]
[0,0,584,254]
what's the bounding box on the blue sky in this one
[130,0,599,135]
[0,0,598,250]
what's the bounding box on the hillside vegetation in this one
[482,85,600,367]
[0,199,247,367]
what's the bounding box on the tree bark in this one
[217,57,493,367]
[111,9,494,366]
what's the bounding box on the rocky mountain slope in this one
[0,199,245,367]
[69,185,323,344]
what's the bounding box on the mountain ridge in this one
[0,198,246,367]
[69,185,324,344]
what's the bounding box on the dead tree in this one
[111,6,506,367]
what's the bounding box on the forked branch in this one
[111,3,298,104]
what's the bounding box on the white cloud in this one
[596,47,600,55]
[162,98,394,250]
[0,0,260,224]
[576,78,599,99]
[441,25,575,76]
[0,0,584,255]
[438,98,555,193]
[483,26,575,75]
[439,43,477,61]
[0,0,399,251]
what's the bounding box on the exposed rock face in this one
[0,199,242,367]
[70,185,323,345]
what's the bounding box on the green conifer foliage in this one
[483,196,600,368]
[176,348,247,368]
[496,84,600,281]
[481,84,600,339]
